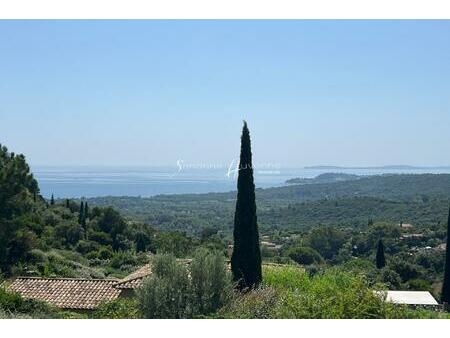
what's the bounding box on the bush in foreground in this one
[92,298,140,319]
[0,286,60,319]
[138,254,191,318]
[190,248,233,315]
[220,265,450,319]
[138,250,232,318]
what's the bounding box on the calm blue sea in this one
[32,166,450,199]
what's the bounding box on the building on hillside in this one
[435,243,447,251]
[400,233,424,240]
[8,277,121,312]
[227,244,233,258]
[399,223,414,229]
[261,241,277,249]
[113,264,154,297]
[374,290,439,309]
[7,259,196,310]
[6,258,257,311]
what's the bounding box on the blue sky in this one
[1,20,450,167]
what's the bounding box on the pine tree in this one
[376,239,386,269]
[441,205,450,306]
[78,201,84,225]
[231,121,262,290]
[50,194,55,206]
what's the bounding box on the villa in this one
[6,259,193,311]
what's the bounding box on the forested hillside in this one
[260,197,449,230]
[285,172,360,185]
[259,174,450,203]
[1,143,450,319]
[0,144,211,279]
[89,174,450,234]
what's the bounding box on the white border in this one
[0,0,450,19]
[1,318,450,338]
[1,0,450,335]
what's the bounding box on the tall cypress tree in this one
[78,201,84,225]
[84,202,89,220]
[50,194,55,206]
[376,239,386,269]
[65,199,70,209]
[231,121,262,290]
[81,202,87,228]
[441,205,450,306]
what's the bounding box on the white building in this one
[375,290,439,307]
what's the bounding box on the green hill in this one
[89,173,450,234]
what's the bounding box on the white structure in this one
[375,291,438,306]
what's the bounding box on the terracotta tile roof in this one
[114,264,152,289]
[8,277,121,310]
[115,258,194,290]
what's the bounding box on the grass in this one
[220,265,450,319]
[3,263,449,319]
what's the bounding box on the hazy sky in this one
[1,20,450,167]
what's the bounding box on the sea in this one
[32,165,450,199]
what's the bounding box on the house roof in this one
[8,277,121,310]
[114,264,152,289]
[375,291,438,306]
[115,258,194,290]
[115,260,286,290]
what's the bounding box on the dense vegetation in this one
[441,206,450,304]
[80,262,450,319]
[285,172,360,185]
[138,250,232,318]
[220,265,450,319]
[1,142,450,318]
[87,173,450,302]
[0,144,39,273]
[88,174,450,234]
[0,144,217,280]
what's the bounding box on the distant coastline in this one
[304,165,450,170]
[33,165,450,198]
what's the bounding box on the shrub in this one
[407,278,431,291]
[286,246,323,265]
[28,249,47,265]
[138,254,191,318]
[88,230,113,246]
[110,251,147,270]
[54,221,84,247]
[389,260,422,282]
[219,265,447,319]
[304,226,346,260]
[75,240,99,255]
[189,248,232,315]
[154,232,194,257]
[86,251,99,260]
[0,286,59,318]
[92,298,140,319]
[137,251,232,318]
[42,251,76,277]
[379,268,401,289]
[97,247,114,260]
[219,287,279,319]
